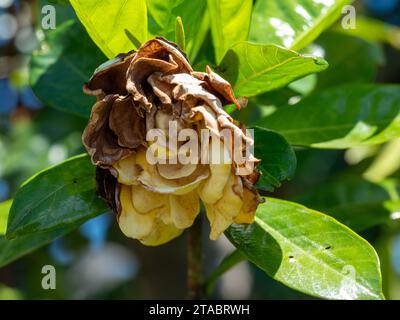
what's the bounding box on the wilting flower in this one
[82,37,262,246]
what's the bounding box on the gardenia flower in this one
[82,37,262,246]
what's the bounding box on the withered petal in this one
[109,97,146,149]
[134,37,192,72]
[82,95,133,166]
[126,57,178,110]
[84,50,136,98]
[95,166,120,215]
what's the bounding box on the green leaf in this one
[70,0,148,58]
[219,42,328,97]
[0,200,74,268]
[0,228,74,268]
[6,154,107,239]
[147,0,208,61]
[204,250,246,296]
[253,127,297,191]
[316,32,384,89]
[256,85,400,148]
[208,0,253,63]
[225,198,384,300]
[293,176,391,231]
[30,20,106,118]
[249,0,353,51]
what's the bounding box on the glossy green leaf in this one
[249,0,353,51]
[316,32,384,89]
[0,228,74,268]
[30,20,106,118]
[6,154,107,239]
[70,0,148,58]
[253,127,297,191]
[219,42,328,97]
[147,0,208,61]
[208,0,253,63]
[204,250,246,296]
[256,85,400,148]
[293,176,391,231]
[226,198,384,300]
[0,200,74,268]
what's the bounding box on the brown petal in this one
[192,66,247,109]
[147,72,174,105]
[134,37,192,73]
[126,57,178,110]
[126,37,193,111]
[234,185,263,224]
[83,50,136,98]
[95,166,120,215]
[109,97,146,149]
[82,95,132,166]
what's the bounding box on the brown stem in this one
[187,214,203,299]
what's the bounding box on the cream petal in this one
[112,154,141,185]
[131,185,168,214]
[117,185,156,239]
[169,190,200,229]
[205,174,243,240]
[135,147,209,195]
[139,220,183,246]
[157,163,198,180]
[198,138,232,204]
[190,105,220,137]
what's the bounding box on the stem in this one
[187,214,203,299]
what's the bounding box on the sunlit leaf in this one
[147,0,208,61]
[226,198,384,300]
[70,0,148,58]
[208,0,253,63]
[250,0,353,51]
[219,42,328,97]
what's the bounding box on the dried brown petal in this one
[82,95,133,166]
[84,50,136,98]
[109,97,146,149]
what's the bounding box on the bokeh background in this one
[0,0,400,299]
